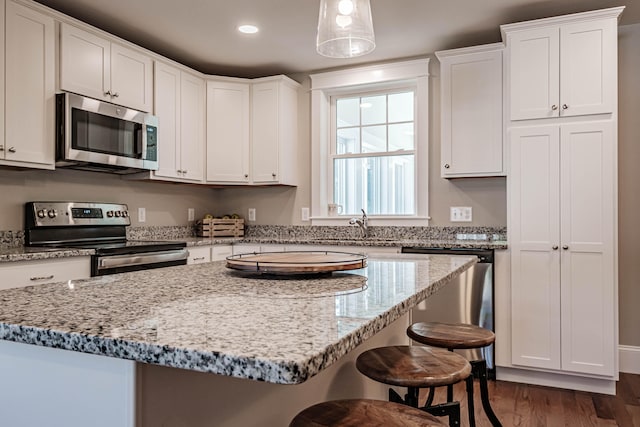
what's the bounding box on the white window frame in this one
[309,58,430,226]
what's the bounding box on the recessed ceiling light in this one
[238,25,259,34]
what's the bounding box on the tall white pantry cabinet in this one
[502,7,622,394]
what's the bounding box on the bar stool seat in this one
[407,322,501,427]
[289,399,446,427]
[356,345,473,426]
[407,321,495,349]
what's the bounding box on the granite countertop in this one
[0,246,95,262]
[0,235,505,263]
[0,254,476,384]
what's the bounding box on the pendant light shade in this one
[316,0,375,58]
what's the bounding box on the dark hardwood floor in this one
[419,373,640,426]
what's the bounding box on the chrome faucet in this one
[349,209,368,238]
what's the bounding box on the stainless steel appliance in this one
[25,202,188,276]
[56,93,159,174]
[401,247,495,378]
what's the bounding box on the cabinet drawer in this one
[0,257,91,290]
[211,245,233,261]
[187,247,211,265]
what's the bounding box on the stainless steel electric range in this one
[24,202,188,276]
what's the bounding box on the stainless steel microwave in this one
[56,92,158,174]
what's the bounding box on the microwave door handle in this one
[140,125,147,160]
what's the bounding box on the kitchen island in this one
[0,253,476,426]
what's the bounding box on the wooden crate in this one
[196,218,244,238]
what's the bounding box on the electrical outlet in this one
[188,208,195,221]
[301,207,310,222]
[138,207,146,223]
[450,206,472,222]
[248,208,256,222]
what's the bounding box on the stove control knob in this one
[37,209,46,219]
[107,211,114,218]
[115,211,122,217]
[122,210,129,217]
[47,209,57,219]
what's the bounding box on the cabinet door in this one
[179,72,205,182]
[110,43,153,112]
[0,257,91,290]
[153,62,181,179]
[251,81,280,183]
[509,125,561,370]
[509,27,560,121]
[3,1,55,168]
[440,48,503,177]
[60,24,110,102]
[187,246,211,265]
[206,81,250,183]
[560,20,615,117]
[559,121,615,376]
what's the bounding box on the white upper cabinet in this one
[436,44,504,177]
[60,23,153,112]
[251,76,300,185]
[205,75,299,186]
[0,0,55,169]
[152,61,204,183]
[206,80,250,183]
[503,8,620,121]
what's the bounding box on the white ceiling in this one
[34,0,638,78]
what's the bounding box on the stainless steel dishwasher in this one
[401,247,495,378]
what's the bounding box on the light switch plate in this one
[188,208,195,221]
[248,208,256,222]
[138,207,146,223]
[301,207,310,222]
[450,206,472,222]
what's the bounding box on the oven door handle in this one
[96,249,189,271]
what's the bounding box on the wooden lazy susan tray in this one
[225,251,368,275]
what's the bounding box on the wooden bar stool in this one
[407,322,502,427]
[290,399,446,426]
[355,345,473,427]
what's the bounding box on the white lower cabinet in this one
[0,257,91,290]
[188,245,233,264]
[187,247,211,265]
[211,245,233,261]
[509,120,616,377]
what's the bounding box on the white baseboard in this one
[619,345,640,374]
[496,366,616,395]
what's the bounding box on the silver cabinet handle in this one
[444,164,450,169]
[552,245,559,250]
[8,147,16,153]
[177,170,183,174]
[272,173,276,177]
[562,245,569,250]
[30,275,54,281]
[244,174,249,178]
[551,105,558,111]
[562,104,569,110]
[183,170,187,174]
[112,92,119,98]
[105,90,112,96]
[192,257,206,261]
[0,145,4,151]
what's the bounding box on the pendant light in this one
[316,0,375,58]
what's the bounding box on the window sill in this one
[310,216,431,226]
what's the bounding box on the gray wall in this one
[617,23,640,347]
[0,169,216,229]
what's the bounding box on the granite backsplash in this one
[1,225,507,249]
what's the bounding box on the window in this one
[310,59,430,225]
[332,89,416,216]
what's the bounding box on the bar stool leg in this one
[465,375,476,427]
[423,402,462,427]
[471,360,502,427]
